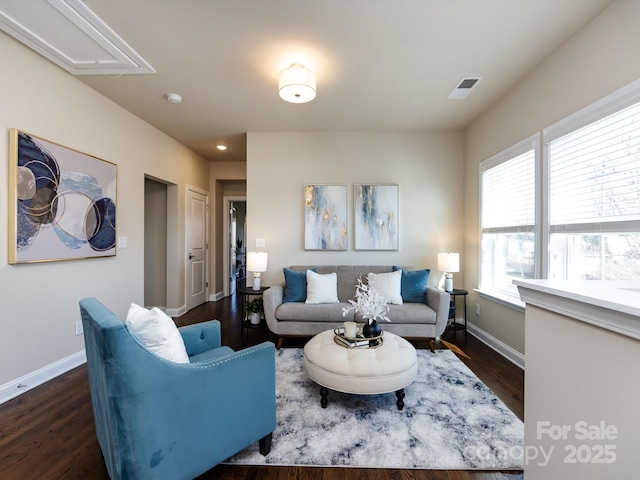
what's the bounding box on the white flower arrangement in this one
[342,275,391,324]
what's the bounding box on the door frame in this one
[185,184,210,311]
[223,195,246,297]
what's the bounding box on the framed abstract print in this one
[9,129,117,263]
[354,184,398,250]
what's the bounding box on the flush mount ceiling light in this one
[216,145,227,151]
[279,63,316,103]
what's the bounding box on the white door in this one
[186,188,208,310]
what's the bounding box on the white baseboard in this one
[0,350,87,405]
[165,305,187,317]
[467,322,525,370]
[210,291,224,301]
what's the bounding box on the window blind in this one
[481,149,536,231]
[549,101,640,227]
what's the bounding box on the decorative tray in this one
[333,327,383,349]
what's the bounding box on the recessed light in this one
[216,145,228,151]
[166,93,182,104]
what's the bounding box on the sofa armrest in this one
[263,283,284,334]
[179,320,222,357]
[426,286,451,337]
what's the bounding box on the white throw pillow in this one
[305,270,339,304]
[367,270,403,305]
[125,304,190,363]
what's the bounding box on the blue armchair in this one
[79,298,276,480]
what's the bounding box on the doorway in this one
[223,196,246,297]
[144,178,168,309]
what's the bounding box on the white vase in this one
[250,312,261,325]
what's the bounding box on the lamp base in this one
[252,272,261,290]
[444,273,453,292]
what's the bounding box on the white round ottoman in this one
[303,329,418,410]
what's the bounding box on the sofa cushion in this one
[386,303,437,324]
[277,302,353,322]
[306,270,339,304]
[393,266,430,303]
[367,270,403,304]
[283,267,316,303]
[125,304,190,363]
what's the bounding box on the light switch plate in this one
[256,238,265,248]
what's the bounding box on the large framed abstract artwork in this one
[8,129,117,264]
[304,184,347,251]
[354,184,399,250]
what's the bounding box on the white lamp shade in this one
[246,252,268,272]
[438,252,460,273]
[279,64,316,103]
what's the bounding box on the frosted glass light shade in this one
[279,64,316,103]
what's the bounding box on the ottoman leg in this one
[320,386,329,408]
[395,389,405,410]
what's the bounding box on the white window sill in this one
[475,289,526,313]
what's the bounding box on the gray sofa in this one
[263,265,450,349]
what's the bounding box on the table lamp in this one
[438,252,459,292]
[246,252,268,290]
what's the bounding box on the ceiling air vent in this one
[447,77,483,99]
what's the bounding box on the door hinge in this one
[206,282,209,288]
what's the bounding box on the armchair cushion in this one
[125,303,189,363]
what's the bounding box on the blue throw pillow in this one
[393,266,430,303]
[283,268,316,303]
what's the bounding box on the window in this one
[480,136,537,299]
[545,91,640,281]
[479,81,640,303]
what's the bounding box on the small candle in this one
[344,321,357,338]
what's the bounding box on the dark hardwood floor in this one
[0,292,524,480]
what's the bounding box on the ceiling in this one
[2,0,613,162]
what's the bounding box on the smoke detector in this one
[166,93,182,104]
[447,77,483,99]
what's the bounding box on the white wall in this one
[525,305,640,479]
[0,35,209,392]
[246,131,463,287]
[463,0,640,357]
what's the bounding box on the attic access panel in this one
[0,0,155,75]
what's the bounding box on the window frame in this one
[478,79,640,305]
[478,134,540,303]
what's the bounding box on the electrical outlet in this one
[475,303,480,316]
[75,320,83,336]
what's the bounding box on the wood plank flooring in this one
[0,293,524,480]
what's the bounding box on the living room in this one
[1,1,639,478]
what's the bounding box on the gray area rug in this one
[225,348,524,469]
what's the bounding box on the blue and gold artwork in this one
[10,130,117,263]
[304,185,347,250]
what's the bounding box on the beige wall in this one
[246,131,464,288]
[0,35,209,387]
[463,0,640,357]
